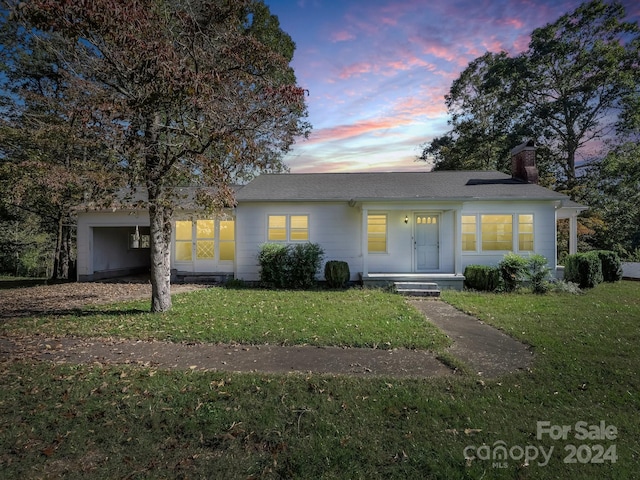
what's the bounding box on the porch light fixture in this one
[404,215,409,224]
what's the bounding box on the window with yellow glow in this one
[462,215,477,251]
[174,218,236,263]
[219,220,235,261]
[481,215,513,251]
[267,215,309,242]
[518,214,534,251]
[367,214,387,253]
[175,221,193,261]
[268,215,287,241]
[176,221,192,241]
[196,220,215,259]
[290,215,309,241]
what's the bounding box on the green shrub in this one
[463,265,500,291]
[525,254,551,294]
[498,253,529,292]
[564,252,603,289]
[549,279,583,295]
[224,278,247,289]
[289,243,325,289]
[593,250,623,282]
[258,242,324,289]
[324,260,350,288]
[257,243,290,288]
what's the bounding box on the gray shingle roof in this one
[235,171,571,202]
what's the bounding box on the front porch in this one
[359,273,465,291]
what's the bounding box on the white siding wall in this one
[78,199,560,281]
[235,202,362,281]
[460,201,558,273]
[363,206,456,274]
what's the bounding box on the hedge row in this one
[464,253,550,293]
[564,250,622,288]
[258,243,324,289]
[463,265,500,292]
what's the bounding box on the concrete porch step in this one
[176,274,233,284]
[394,282,441,297]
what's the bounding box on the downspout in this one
[453,208,462,275]
[361,206,368,279]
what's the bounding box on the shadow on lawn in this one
[1,307,150,319]
[0,278,71,290]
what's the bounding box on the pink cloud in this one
[337,46,440,82]
[407,34,461,63]
[387,54,435,72]
[498,17,525,29]
[392,94,447,119]
[330,30,355,42]
[511,33,531,53]
[306,117,415,144]
[337,61,374,79]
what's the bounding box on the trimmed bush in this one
[257,243,290,288]
[463,265,500,291]
[289,243,325,289]
[564,252,603,289]
[324,260,350,288]
[593,250,623,282]
[258,242,324,289]
[498,252,529,292]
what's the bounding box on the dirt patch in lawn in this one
[0,279,207,319]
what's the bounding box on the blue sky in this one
[265,0,640,173]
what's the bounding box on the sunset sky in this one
[265,0,640,173]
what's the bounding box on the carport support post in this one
[569,212,578,255]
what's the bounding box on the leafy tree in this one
[579,142,640,257]
[419,52,525,172]
[0,20,118,279]
[9,0,310,311]
[518,0,639,189]
[420,0,639,192]
[0,205,52,277]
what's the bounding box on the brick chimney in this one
[511,139,538,184]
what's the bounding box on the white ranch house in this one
[76,143,586,289]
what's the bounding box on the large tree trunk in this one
[51,213,72,280]
[51,214,63,280]
[148,200,172,312]
[144,109,173,312]
[52,214,73,280]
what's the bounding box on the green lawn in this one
[1,282,639,479]
[0,288,450,350]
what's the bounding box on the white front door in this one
[415,214,439,271]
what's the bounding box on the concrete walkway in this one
[408,299,533,377]
[1,299,532,379]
